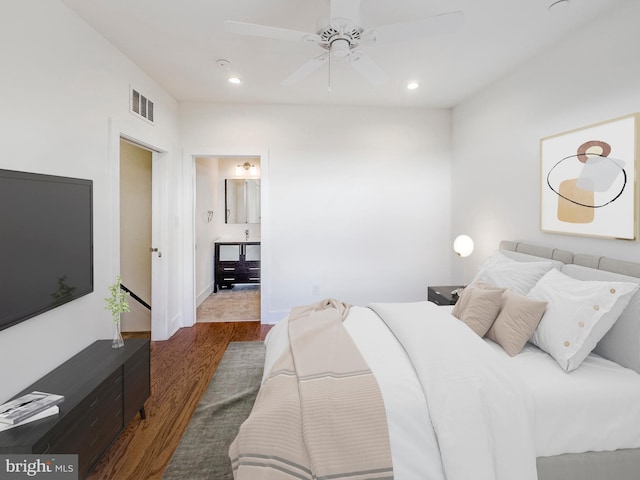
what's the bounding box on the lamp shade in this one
[453,235,474,258]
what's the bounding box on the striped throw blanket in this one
[229,299,394,479]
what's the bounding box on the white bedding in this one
[263,301,640,478]
[485,339,640,457]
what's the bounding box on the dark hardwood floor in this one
[87,321,272,480]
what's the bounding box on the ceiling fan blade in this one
[346,51,389,86]
[362,10,464,45]
[282,52,329,85]
[224,20,321,43]
[330,0,361,25]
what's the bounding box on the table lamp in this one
[453,234,474,286]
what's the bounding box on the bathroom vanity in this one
[214,240,261,292]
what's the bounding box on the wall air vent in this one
[130,86,155,124]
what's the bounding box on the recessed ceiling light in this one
[407,82,419,90]
[216,59,242,85]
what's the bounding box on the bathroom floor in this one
[197,285,260,322]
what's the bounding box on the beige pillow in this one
[486,290,547,356]
[451,287,470,318]
[452,282,502,318]
[456,287,505,336]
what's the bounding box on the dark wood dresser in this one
[0,339,150,479]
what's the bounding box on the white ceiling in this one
[60,0,628,108]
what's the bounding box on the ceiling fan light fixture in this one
[224,6,464,88]
[330,38,351,58]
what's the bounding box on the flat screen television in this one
[0,169,93,331]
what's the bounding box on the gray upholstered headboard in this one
[499,240,640,374]
[499,240,574,264]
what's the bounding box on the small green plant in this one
[105,275,130,323]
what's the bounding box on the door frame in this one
[181,147,270,327]
[108,119,171,340]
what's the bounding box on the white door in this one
[151,151,169,339]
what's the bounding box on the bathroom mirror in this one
[225,179,261,224]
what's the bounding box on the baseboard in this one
[196,284,214,307]
[261,309,288,325]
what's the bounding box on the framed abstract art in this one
[540,114,639,240]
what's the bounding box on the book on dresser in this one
[0,406,60,432]
[0,391,64,425]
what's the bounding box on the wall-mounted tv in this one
[0,169,93,332]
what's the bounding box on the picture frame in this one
[540,113,639,240]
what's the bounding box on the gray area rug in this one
[163,341,265,480]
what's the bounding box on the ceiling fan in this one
[224,0,464,87]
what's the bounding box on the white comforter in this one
[265,300,640,478]
[265,301,538,480]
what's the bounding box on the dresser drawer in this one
[216,263,241,283]
[37,370,123,477]
[33,369,122,454]
[217,264,241,273]
[244,262,260,281]
[84,408,123,476]
[216,273,239,284]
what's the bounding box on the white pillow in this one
[528,268,639,372]
[470,250,557,295]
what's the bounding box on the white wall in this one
[0,0,180,401]
[451,0,640,278]
[180,104,454,322]
[195,157,219,304]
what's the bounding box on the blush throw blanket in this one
[229,299,394,479]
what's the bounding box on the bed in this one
[229,241,640,480]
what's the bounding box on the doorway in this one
[119,139,152,332]
[193,155,262,323]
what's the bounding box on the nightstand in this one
[428,285,464,306]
